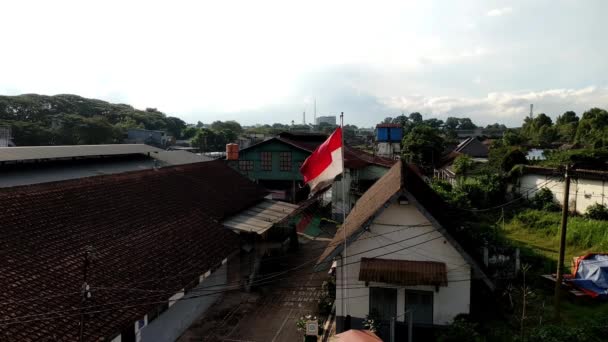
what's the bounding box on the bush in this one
[528,324,592,342]
[436,314,483,342]
[585,203,608,220]
[531,188,560,211]
[431,180,471,208]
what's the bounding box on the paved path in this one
[178,239,330,342]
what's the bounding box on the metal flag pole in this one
[340,112,348,319]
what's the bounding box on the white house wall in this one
[140,262,228,342]
[518,174,607,213]
[336,203,471,326]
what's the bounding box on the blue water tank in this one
[389,127,403,142]
[377,127,389,142]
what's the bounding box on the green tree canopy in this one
[401,125,445,168]
[574,108,608,147]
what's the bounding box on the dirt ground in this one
[177,239,330,342]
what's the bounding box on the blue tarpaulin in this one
[567,254,608,298]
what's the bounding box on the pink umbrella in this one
[335,329,383,342]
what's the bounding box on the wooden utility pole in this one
[554,165,571,320]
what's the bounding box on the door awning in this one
[359,258,448,287]
[222,199,299,235]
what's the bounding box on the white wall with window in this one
[335,202,471,328]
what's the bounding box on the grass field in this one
[504,209,608,272]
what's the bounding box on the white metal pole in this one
[340,112,347,318]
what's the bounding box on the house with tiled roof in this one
[0,160,298,342]
[316,161,493,340]
[226,131,395,205]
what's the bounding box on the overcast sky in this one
[1,0,607,127]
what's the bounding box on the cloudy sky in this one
[1,0,607,127]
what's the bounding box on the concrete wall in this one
[336,203,471,327]
[375,142,401,158]
[517,173,608,214]
[332,166,391,219]
[139,261,229,342]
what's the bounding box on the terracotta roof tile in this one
[359,258,448,286]
[316,162,402,264]
[0,160,267,341]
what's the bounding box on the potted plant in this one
[296,314,319,341]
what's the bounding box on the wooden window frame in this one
[279,152,292,172]
[260,152,272,171]
[238,160,254,171]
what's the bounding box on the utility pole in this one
[79,247,93,342]
[554,165,571,320]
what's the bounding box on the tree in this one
[458,118,477,130]
[445,117,460,130]
[191,128,221,152]
[409,112,423,124]
[164,116,186,138]
[575,108,608,147]
[181,126,197,140]
[392,114,408,126]
[424,118,444,129]
[503,129,525,146]
[453,155,474,178]
[401,125,445,168]
[522,113,556,146]
[210,120,243,134]
[555,111,579,143]
[382,117,393,124]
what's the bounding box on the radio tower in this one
[303,111,306,125]
[530,104,534,119]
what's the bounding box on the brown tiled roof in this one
[316,162,403,264]
[359,258,448,286]
[0,160,267,341]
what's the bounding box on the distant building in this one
[226,132,395,204]
[515,166,608,214]
[315,116,337,125]
[126,128,171,147]
[375,123,402,159]
[0,126,13,147]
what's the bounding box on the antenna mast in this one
[530,104,534,119]
[314,99,317,124]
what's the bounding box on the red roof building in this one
[0,161,268,341]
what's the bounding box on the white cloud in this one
[486,7,512,17]
[382,86,608,126]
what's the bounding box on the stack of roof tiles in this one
[0,160,267,341]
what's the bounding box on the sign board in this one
[305,320,318,336]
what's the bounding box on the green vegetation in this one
[505,209,608,263]
[401,125,445,169]
[0,94,186,145]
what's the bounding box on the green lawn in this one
[504,209,608,272]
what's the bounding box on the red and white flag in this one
[299,127,343,193]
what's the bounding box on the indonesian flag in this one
[299,127,343,193]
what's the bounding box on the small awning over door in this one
[359,258,448,287]
[222,199,299,234]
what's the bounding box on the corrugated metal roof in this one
[223,199,299,234]
[0,144,162,162]
[358,258,448,286]
[151,150,212,165]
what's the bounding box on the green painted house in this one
[227,132,396,205]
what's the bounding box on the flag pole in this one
[340,112,347,319]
